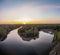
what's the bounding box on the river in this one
[0,28,54,55]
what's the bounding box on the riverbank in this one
[49,42,60,55]
[49,31,60,55]
[0,24,21,41]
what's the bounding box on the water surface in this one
[0,29,54,55]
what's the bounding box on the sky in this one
[0,0,60,24]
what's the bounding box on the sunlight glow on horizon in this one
[0,19,60,24]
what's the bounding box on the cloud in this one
[36,5,60,10]
[0,4,43,20]
[0,3,60,21]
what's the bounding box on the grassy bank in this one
[0,27,7,41]
[49,27,60,55]
[0,24,20,41]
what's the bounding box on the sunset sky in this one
[0,0,60,24]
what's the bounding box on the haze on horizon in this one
[0,0,60,24]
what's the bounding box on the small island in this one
[18,25,39,41]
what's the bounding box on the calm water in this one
[0,28,54,55]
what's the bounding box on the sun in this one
[23,22,26,24]
[16,17,32,24]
